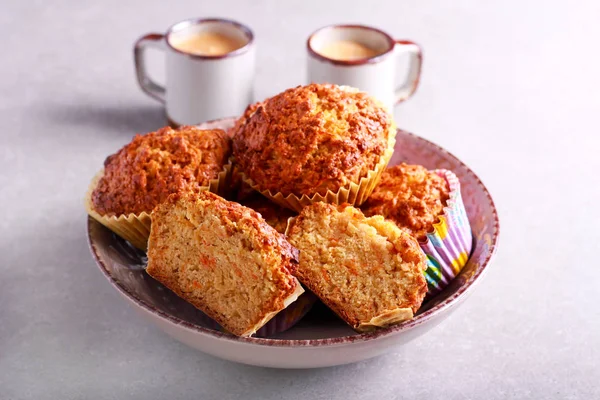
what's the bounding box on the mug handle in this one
[393,40,423,104]
[134,33,166,103]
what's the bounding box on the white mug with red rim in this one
[307,24,422,110]
[134,18,255,126]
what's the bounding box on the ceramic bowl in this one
[87,117,499,368]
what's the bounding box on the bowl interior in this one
[87,118,499,344]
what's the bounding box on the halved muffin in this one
[232,83,396,211]
[85,126,231,249]
[362,164,473,294]
[146,191,304,337]
[287,202,427,332]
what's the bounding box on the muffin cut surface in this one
[146,191,303,337]
[288,202,428,332]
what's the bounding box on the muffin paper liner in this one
[239,135,396,213]
[183,290,318,338]
[84,162,232,251]
[422,169,473,295]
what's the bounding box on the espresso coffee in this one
[317,40,380,61]
[170,31,246,56]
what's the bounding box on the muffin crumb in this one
[146,191,303,337]
[288,202,427,332]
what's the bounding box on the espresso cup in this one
[134,18,255,126]
[307,24,422,110]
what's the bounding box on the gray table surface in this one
[2,0,599,398]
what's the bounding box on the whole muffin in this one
[85,125,231,250]
[287,202,427,332]
[362,163,450,241]
[232,84,396,211]
[91,126,231,216]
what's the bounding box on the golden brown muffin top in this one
[362,163,450,241]
[288,202,427,330]
[240,194,296,234]
[232,84,395,197]
[92,126,231,216]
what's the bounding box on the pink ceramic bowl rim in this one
[87,128,500,348]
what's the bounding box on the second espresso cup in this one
[307,24,422,110]
[134,18,255,126]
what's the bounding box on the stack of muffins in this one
[86,83,472,337]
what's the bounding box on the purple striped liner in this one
[422,169,473,295]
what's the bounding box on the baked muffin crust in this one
[232,84,395,197]
[362,164,450,241]
[92,126,231,216]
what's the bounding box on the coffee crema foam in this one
[317,40,381,61]
[171,31,246,56]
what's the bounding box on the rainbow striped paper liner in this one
[191,291,317,338]
[422,169,473,295]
